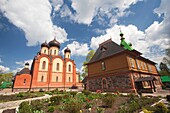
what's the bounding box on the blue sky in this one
[0,0,169,74]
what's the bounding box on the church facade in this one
[86,32,162,93]
[13,39,81,91]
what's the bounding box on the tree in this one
[159,41,170,76]
[81,50,95,78]
[0,72,13,87]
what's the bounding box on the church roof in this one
[88,39,125,64]
[17,68,31,75]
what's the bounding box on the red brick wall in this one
[13,74,31,88]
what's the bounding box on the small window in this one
[148,64,152,72]
[41,76,44,82]
[69,77,71,82]
[130,58,134,68]
[24,79,26,84]
[50,50,52,54]
[68,55,69,58]
[54,50,56,55]
[137,61,140,69]
[56,76,58,82]
[140,62,144,70]
[42,61,46,70]
[102,62,106,70]
[68,64,71,72]
[44,49,46,54]
[56,63,59,71]
[143,63,147,70]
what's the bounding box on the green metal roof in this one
[120,38,133,51]
[160,76,170,82]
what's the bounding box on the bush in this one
[17,92,25,97]
[70,91,78,97]
[154,102,169,113]
[39,88,44,92]
[18,101,32,113]
[48,106,55,112]
[64,98,82,113]
[96,107,104,113]
[31,100,44,111]
[50,95,63,105]
[82,90,91,96]
[102,94,115,108]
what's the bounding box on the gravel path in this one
[0,94,51,112]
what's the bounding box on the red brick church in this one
[13,39,81,91]
[86,32,162,93]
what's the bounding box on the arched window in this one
[42,61,46,70]
[101,62,105,70]
[44,49,46,54]
[41,76,44,82]
[69,77,71,82]
[50,50,52,54]
[54,50,56,55]
[56,63,59,71]
[56,76,58,82]
[68,55,69,58]
[68,64,71,72]
[24,79,26,84]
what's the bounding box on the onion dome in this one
[120,32,124,37]
[48,38,60,48]
[25,62,29,66]
[64,47,71,53]
[41,41,49,48]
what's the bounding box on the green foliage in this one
[143,108,153,113]
[81,50,95,78]
[18,101,32,113]
[33,110,45,113]
[50,95,63,105]
[31,100,44,111]
[85,101,93,109]
[69,91,77,97]
[96,107,104,113]
[102,94,115,108]
[17,92,25,97]
[76,93,86,102]
[153,102,169,113]
[64,98,82,113]
[82,90,91,96]
[48,106,55,112]
[0,72,13,88]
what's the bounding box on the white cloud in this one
[62,41,89,56]
[57,0,140,25]
[51,0,64,12]
[0,0,68,46]
[90,21,169,64]
[0,65,10,73]
[16,59,33,69]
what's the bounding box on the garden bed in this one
[16,90,164,113]
[0,91,45,103]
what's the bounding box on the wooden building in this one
[86,33,162,93]
[13,39,81,91]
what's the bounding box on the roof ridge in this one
[99,38,112,46]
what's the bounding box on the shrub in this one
[50,95,63,105]
[143,108,153,113]
[33,110,45,113]
[96,107,104,113]
[31,100,44,111]
[48,106,55,112]
[39,88,44,92]
[154,102,168,113]
[17,92,25,97]
[82,90,91,96]
[102,94,115,108]
[64,99,82,113]
[18,101,32,113]
[70,91,77,97]
[85,102,93,109]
